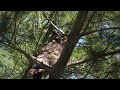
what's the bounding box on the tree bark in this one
[49,11,89,79]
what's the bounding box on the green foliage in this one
[0,11,120,79]
[0,47,28,79]
[64,11,120,79]
[71,47,86,60]
[0,47,13,66]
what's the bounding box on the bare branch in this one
[43,11,65,34]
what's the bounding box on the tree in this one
[0,11,120,79]
[49,11,88,79]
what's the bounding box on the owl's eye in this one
[62,34,68,43]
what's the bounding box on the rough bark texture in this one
[49,11,89,79]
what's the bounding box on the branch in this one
[102,49,120,57]
[3,41,34,62]
[43,11,65,34]
[82,27,120,36]
[81,62,94,79]
[67,59,90,67]
[11,44,53,72]
[0,36,52,72]
[31,56,53,72]
[68,49,120,67]
[10,44,52,72]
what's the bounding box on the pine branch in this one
[68,49,120,67]
[0,36,53,72]
[82,27,120,36]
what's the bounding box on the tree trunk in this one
[49,11,89,79]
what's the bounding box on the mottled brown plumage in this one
[28,30,69,79]
[37,40,65,67]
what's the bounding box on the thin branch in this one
[102,50,120,57]
[67,59,90,67]
[0,36,53,72]
[50,21,65,34]
[82,27,120,36]
[101,30,116,53]
[68,49,120,67]
[81,62,94,79]
[43,11,65,34]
